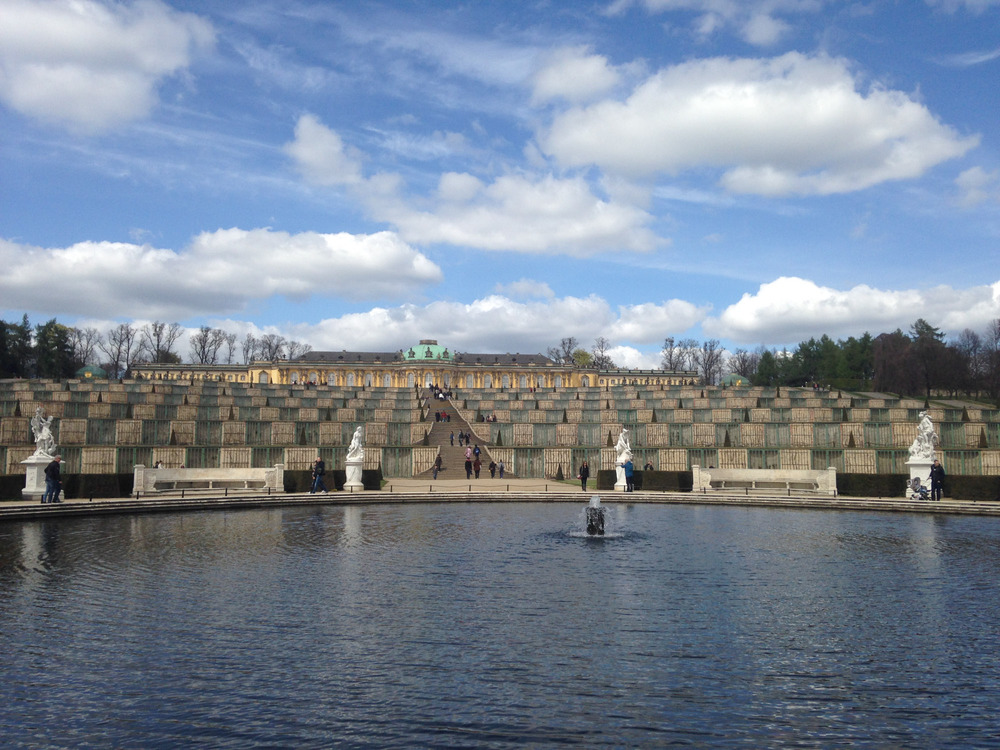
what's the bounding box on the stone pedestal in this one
[905,457,932,496]
[21,454,53,502]
[614,465,627,492]
[345,458,364,491]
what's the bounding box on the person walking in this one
[473,444,481,461]
[473,457,481,478]
[465,458,473,479]
[930,459,946,501]
[433,454,442,479]
[488,460,497,478]
[498,459,505,479]
[579,460,590,491]
[43,455,62,503]
[310,456,328,493]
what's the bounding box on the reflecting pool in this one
[2,502,1000,748]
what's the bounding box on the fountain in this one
[585,495,605,536]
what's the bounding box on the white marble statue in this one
[346,425,365,462]
[615,426,632,464]
[908,410,938,461]
[30,407,57,458]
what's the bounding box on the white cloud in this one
[494,279,555,299]
[610,300,710,343]
[704,276,1000,344]
[284,114,364,186]
[0,0,213,132]
[542,52,979,195]
[531,46,621,104]
[0,229,441,319]
[955,166,1000,207]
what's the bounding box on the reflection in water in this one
[1,503,999,748]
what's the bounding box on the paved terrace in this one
[3,479,1000,521]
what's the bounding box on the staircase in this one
[417,396,507,478]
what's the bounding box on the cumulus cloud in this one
[0,0,213,132]
[542,52,978,195]
[955,166,1000,207]
[297,293,708,355]
[531,46,621,104]
[704,276,1000,344]
[0,229,441,319]
[284,115,658,255]
[494,279,556,299]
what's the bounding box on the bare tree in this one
[547,337,579,364]
[241,333,259,364]
[258,333,286,361]
[693,339,725,385]
[728,348,761,379]
[69,326,101,366]
[138,321,183,364]
[189,326,227,365]
[286,340,313,360]
[223,332,238,364]
[98,323,137,378]
[591,336,615,369]
[661,336,683,371]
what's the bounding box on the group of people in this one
[451,431,475,447]
[464,457,503,479]
[434,411,451,422]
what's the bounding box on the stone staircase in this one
[417,397,507,478]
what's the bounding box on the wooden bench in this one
[133,465,285,495]
[691,465,837,496]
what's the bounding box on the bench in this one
[133,464,285,495]
[691,465,837,496]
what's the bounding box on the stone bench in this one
[133,465,285,495]
[691,465,837,496]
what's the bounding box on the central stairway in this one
[417,396,508,479]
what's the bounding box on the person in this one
[579,460,590,491]
[433,454,442,479]
[450,431,454,446]
[473,444,481,460]
[643,461,654,471]
[498,459,505,479]
[311,456,327,493]
[465,446,472,461]
[488,460,497,478]
[623,457,635,492]
[473,457,481,478]
[43,455,62,503]
[465,458,473,479]
[929,459,945,501]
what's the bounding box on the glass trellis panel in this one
[246,421,272,445]
[577,423,603,447]
[716,423,739,446]
[116,447,152,473]
[534,424,556,445]
[864,423,892,447]
[185,447,220,469]
[670,424,692,446]
[252,447,283,468]
[381,447,411,477]
[86,419,117,445]
[514,448,544,478]
[945,450,981,475]
[141,420,171,445]
[155,405,178,420]
[195,421,222,445]
[811,449,844,472]
[764,424,790,447]
[876,450,906,473]
[813,423,841,448]
[688,448,718,469]
[938,423,965,449]
[296,422,319,446]
[747,449,780,469]
[387,422,412,447]
[492,424,513,447]
[617,409,637,424]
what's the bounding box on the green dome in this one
[403,340,452,361]
[76,365,108,379]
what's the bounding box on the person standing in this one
[579,460,590,492]
[43,455,62,503]
[488,460,497,478]
[473,444,481,461]
[311,456,327,493]
[433,453,442,479]
[450,431,454,446]
[623,457,635,492]
[498,459,505,479]
[929,459,946,501]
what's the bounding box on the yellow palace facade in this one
[133,340,699,389]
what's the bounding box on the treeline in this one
[0,315,311,379]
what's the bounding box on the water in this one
[2,502,1000,748]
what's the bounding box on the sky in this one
[1,0,999,369]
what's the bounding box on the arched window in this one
[555,376,562,388]
[383,374,391,388]
[365,373,373,387]
[466,374,474,388]
[519,375,527,388]
[407,373,415,388]
[290,372,299,384]
[346,373,355,387]
[581,376,590,387]
[502,375,510,388]
[326,372,336,385]
[484,374,492,388]
[259,372,269,384]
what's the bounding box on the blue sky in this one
[1,0,998,367]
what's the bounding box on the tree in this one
[99,323,138,378]
[258,333,286,361]
[241,333,259,364]
[138,321,183,364]
[909,318,947,397]
[591,337,615,370]
[872,329,919,395]
[189,326,227,365]
[754,349,780,386]
[222,332,238,365]
[4,314,34,378]
[286,340,313,360]
[661,336,699,372]
[34,319,77,378]
[693,339,725,385]
[547,337,578,364]
[69,327,101,367]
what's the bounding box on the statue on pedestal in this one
[30,407,57,458]
[615,426,632,490]
[345,425,365,489]
[908,410,938,461]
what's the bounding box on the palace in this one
[133,340,700,389]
